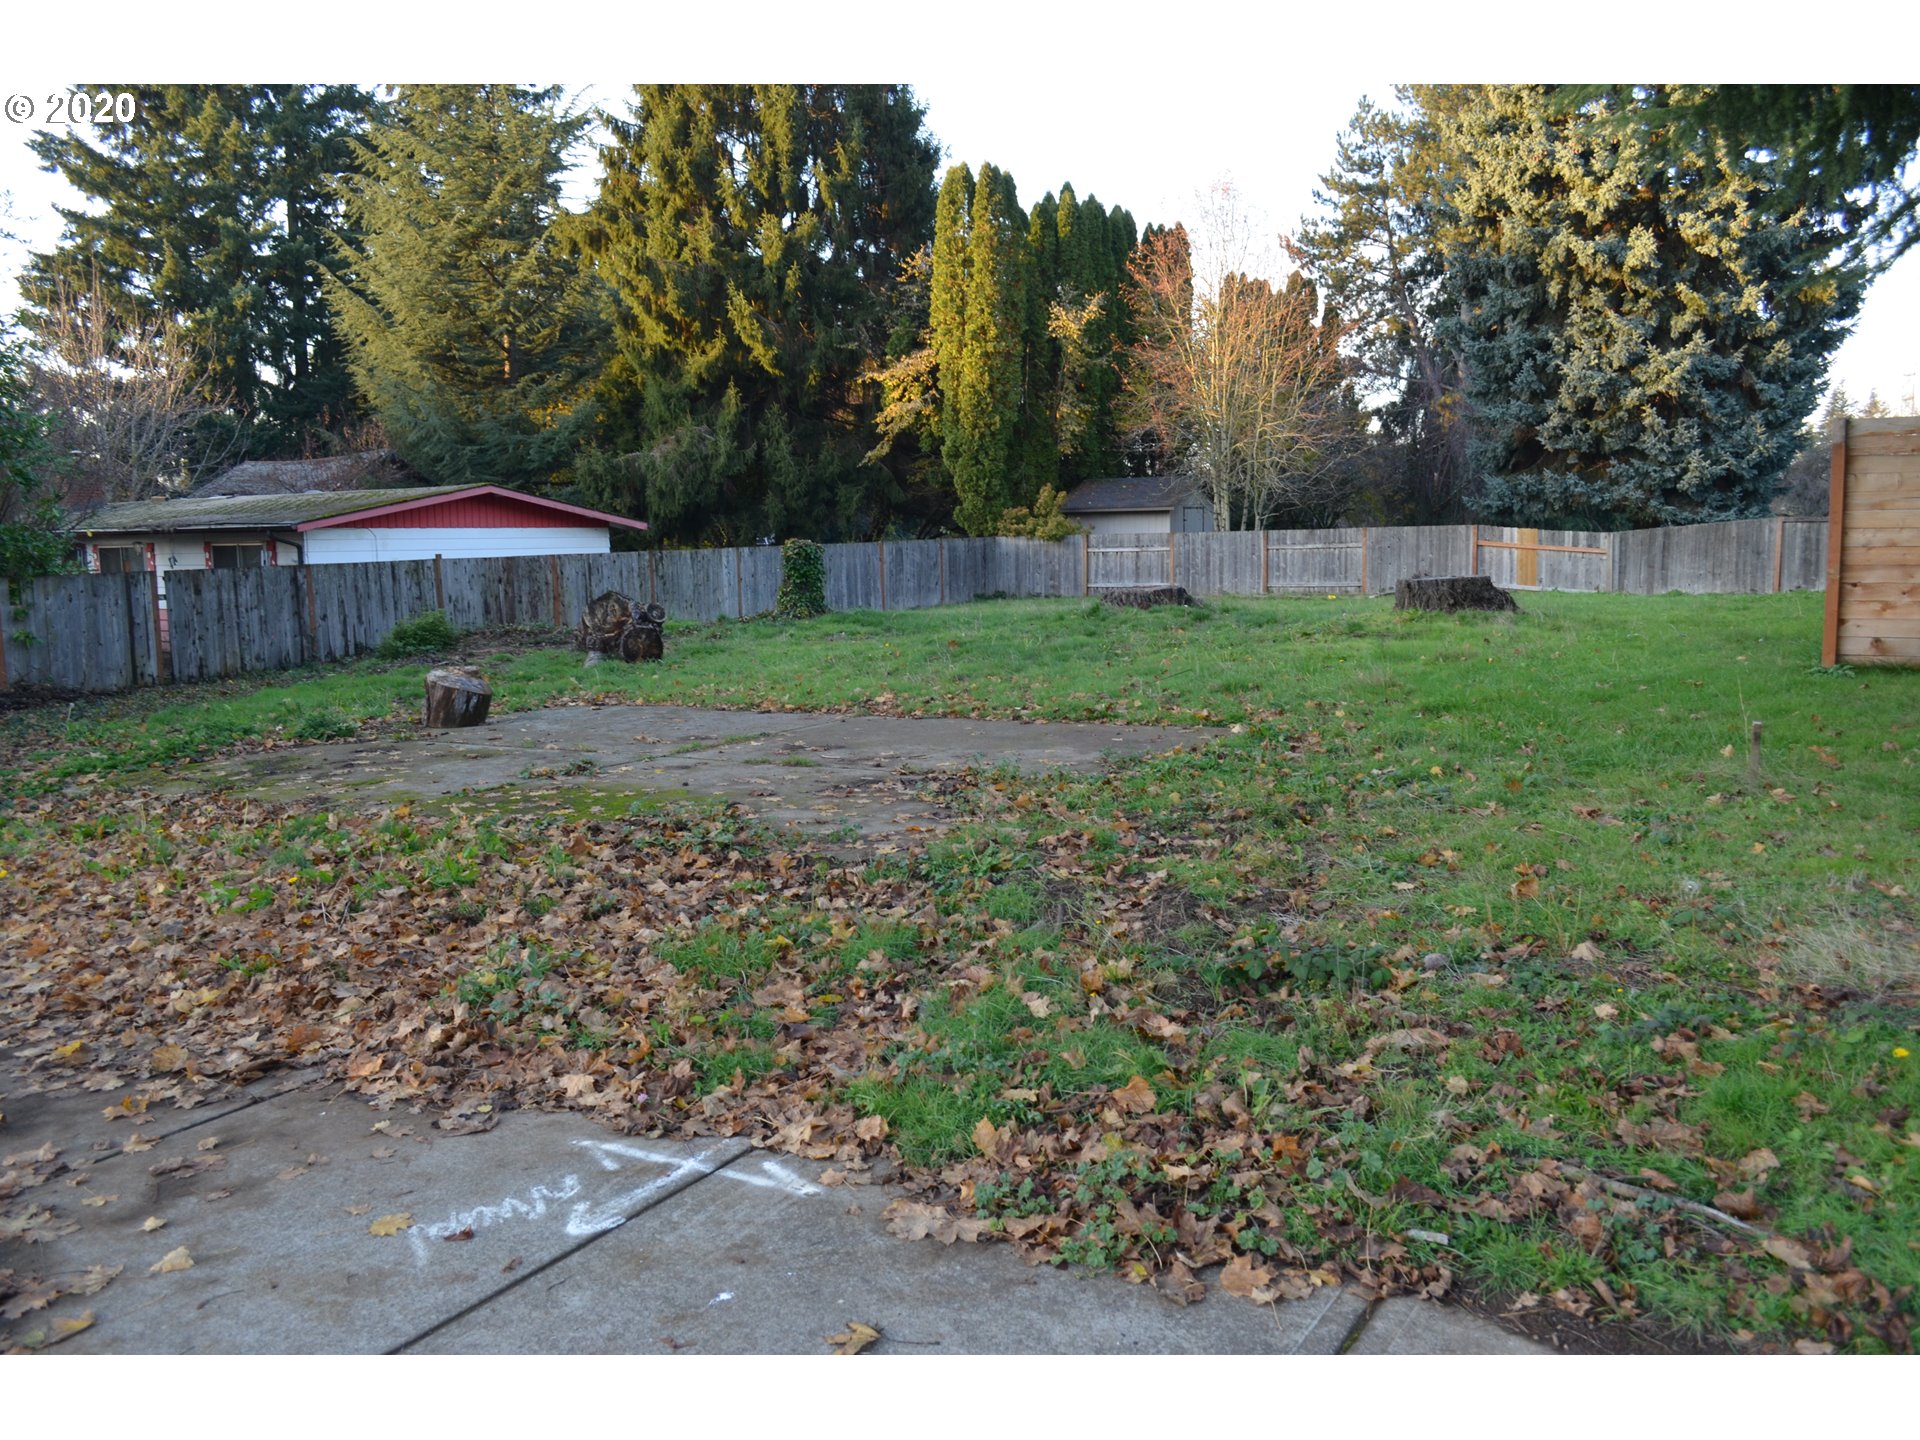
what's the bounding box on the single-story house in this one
[1061,476,1214,535]
[74,485,648,596]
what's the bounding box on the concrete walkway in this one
[0,1070,1547,1355]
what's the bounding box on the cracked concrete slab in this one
[192,704,1215,847]
[4,1083,746,1354]
[409,1147,1368,1355]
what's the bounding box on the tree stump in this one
[1393,575,1519,613]
[576,591,665,664]
[1100,585,1196,610]
[423,666,492,728]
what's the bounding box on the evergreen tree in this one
[1562,85,1920,268]
[1298,90,1473,519]
[24,85,376,454]
[1430,85,1864,527]
[327,84,607,490]
[579,85,939,543]
[949,163,1030,534]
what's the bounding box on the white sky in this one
[3,4,1916,413]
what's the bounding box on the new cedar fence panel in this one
[1826,417,1920,665]
[1471,527,1610,592]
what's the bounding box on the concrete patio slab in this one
[193,704,1214,847]
[1347,1295,1549,1355]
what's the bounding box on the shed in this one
[1061,476,1214,535]
[74,485,648,597]
[1823,417,1920,667]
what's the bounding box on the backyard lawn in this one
[3,589,1916,1351]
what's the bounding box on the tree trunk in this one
[424,666,492,728]
[1393,575,1519,613]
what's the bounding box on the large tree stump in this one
[1100,585,1196,610]
[1394,575,1519,613]
[576,590,665,664]
[424,666,492,728]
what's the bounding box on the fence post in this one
[1259,530,1269,595]
[1771,516,1786,594]
[736,548,745,618]
[1359,527,1370,595]
[303,568,318,666]
[876,540,887,610]
[1469,525,1480,576]
[549,555,564,628]
[433,553,444,611]
[648,551,657,608]
[939,541,947,606]
[1082,532,1090,596]
[1821,418,1849,666]
[1168,532,1177,589]
[1605,534,1617,594]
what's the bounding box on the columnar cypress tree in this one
[950,163,1030,534]
[1430,85,1864,526]
[25,85,376,453]
[327,85,607,489]
[580,84,939,543]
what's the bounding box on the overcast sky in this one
[4,4,1915,413]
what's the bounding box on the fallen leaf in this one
[1220,1252,1274,1299]
[150,1044,189,1072]
[368,1213,414,1237]
[148,1246,193,1274]
[141,1216,166,1232]
[1112,1075,1158,1115]
[825,1320,880,1355]
[1592,1003,1619,1020]
[1762,1235,1814,1271]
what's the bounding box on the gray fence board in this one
[1,518,1841,696]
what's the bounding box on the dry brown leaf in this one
[825,1320,880,1355]
[1220,1252,1274,1300]
[148,1246,193,1274]
[1112,1074,1158,1115]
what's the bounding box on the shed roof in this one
[76,485,647,536]
[1061,476,1201,514]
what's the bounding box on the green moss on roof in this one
[74,487,475,534]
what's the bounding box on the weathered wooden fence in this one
[0,518,1831,693]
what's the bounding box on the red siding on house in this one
[342,495,578,529]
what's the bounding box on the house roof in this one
[1061,476,1201,514]
[76,485,648,536]
[190,451,417,497]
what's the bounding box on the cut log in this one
[1394,575,1519,613]
[424,666,492,728]
[576,590,665,664]
[1100,585,1196,610]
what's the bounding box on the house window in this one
[209,544,263,570]
[96,545,143,574]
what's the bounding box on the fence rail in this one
[0,517,1829,694]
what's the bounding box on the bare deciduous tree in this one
[1124,182,1352,529]
[27,270,243,510]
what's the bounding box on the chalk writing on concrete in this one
[408,1174,584,1262]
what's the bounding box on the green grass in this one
[3,588,1916,1351]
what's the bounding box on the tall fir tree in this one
[949,162,1030,533]
[1298,90,1473,519]
[579,85,939,543]
[24,85,376,455]
[1429,85,1864,527]
[327,85,607,490]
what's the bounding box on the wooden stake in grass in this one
[1748,720,1763,783]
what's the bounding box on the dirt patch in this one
[193,702,1216,852]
